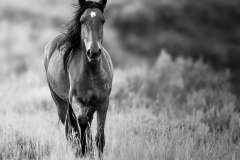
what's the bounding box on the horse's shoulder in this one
[101,46,113,77]
[44,34,64,67]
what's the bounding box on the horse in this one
[44,0,113,157]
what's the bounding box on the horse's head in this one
[79,0,107,63]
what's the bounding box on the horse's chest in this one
[82,89,102,106]
[78,78,111,106]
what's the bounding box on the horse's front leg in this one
[80,107,95,157]
[85,121,94,158]
[95,99,109,158]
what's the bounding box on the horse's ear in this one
[78,0,86,5]
[99,0,107,8]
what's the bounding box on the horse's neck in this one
[79,48,104,79]
[83,60,102,76]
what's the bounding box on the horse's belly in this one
[47,50,70,101]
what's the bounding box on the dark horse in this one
[44,0,113,157]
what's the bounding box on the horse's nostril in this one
[87,49,102,61]
[87,50,92,57]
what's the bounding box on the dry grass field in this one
[1,52,240,160]
[1,0,240,160]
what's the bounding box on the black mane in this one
[58,1,105,71]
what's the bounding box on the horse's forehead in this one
[90,11,96,18]
[83,8,103,19]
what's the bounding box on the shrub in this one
[112,50,238,135]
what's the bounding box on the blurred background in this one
[1,0,240,105]
[1,0,240,158]
[1,0,240,79]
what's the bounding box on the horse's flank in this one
[44,34,69,101]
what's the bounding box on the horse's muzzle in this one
[87,49,101,62]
